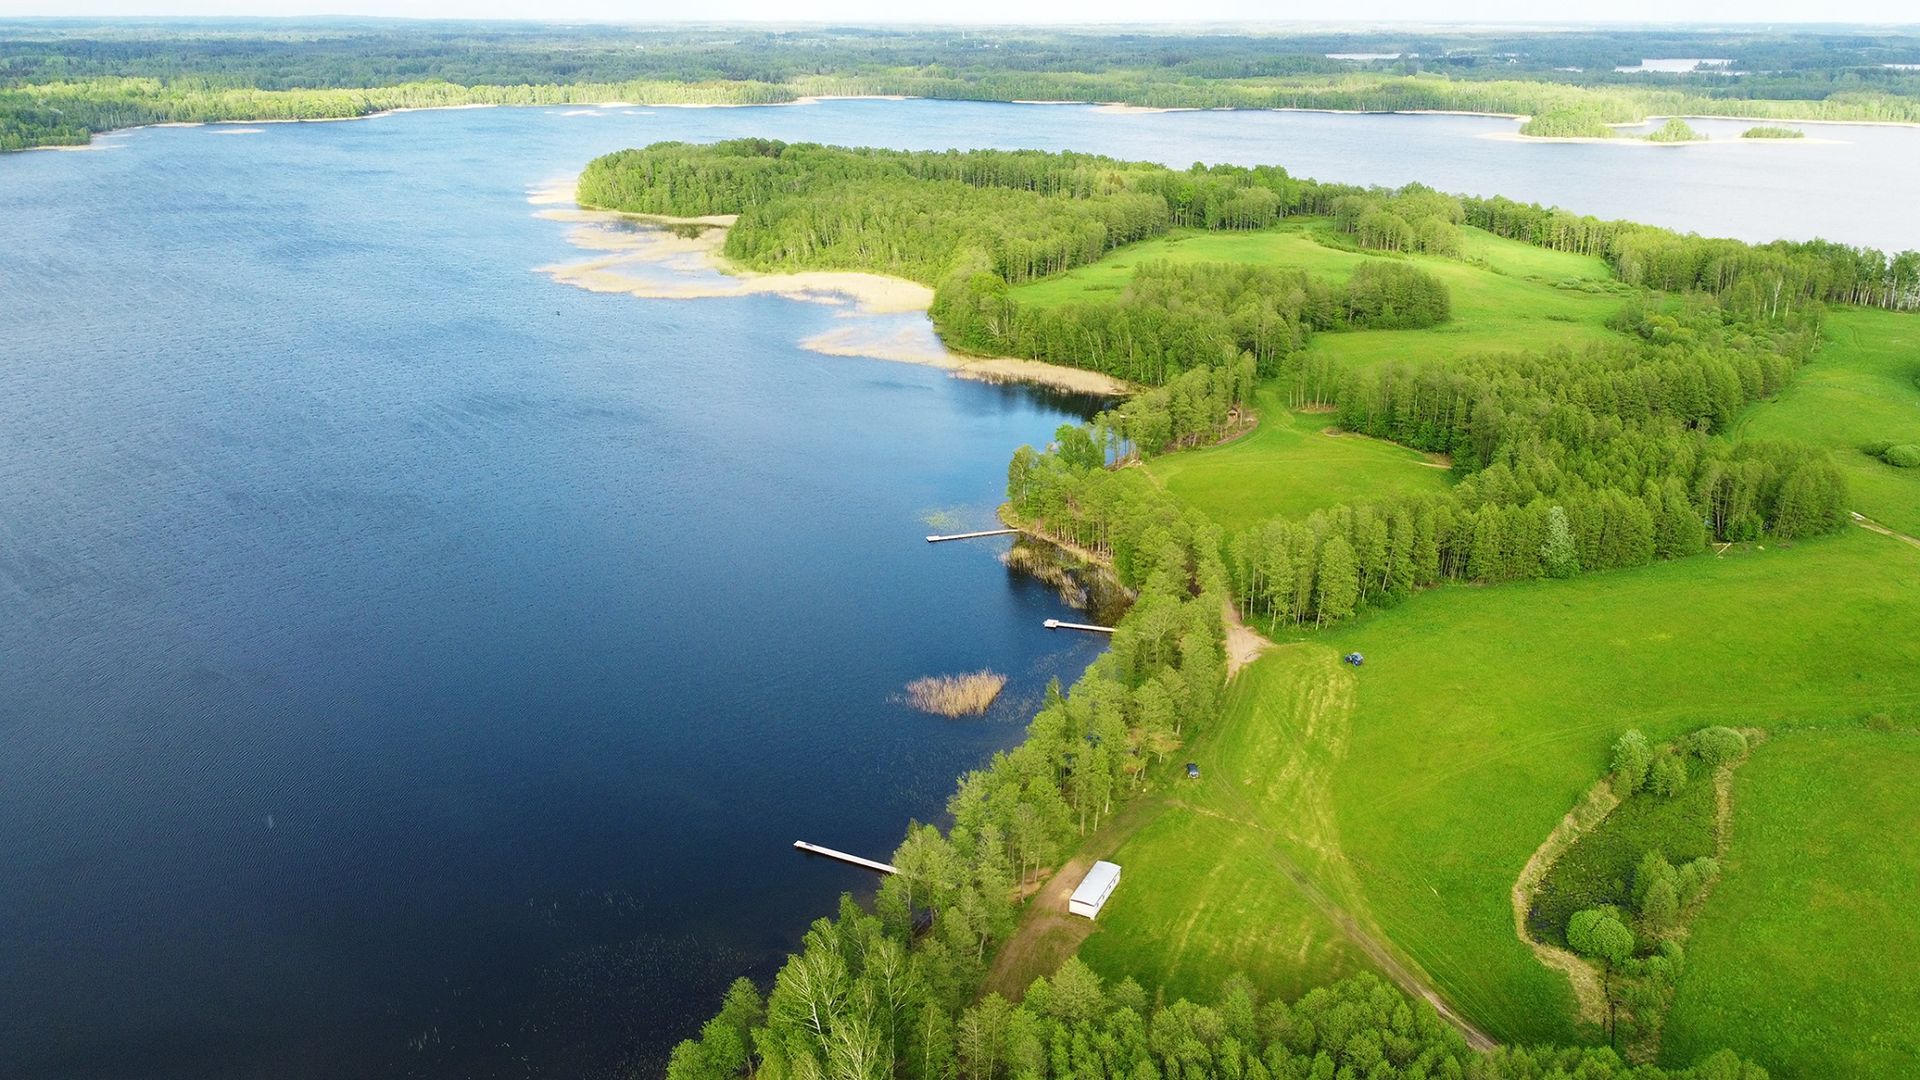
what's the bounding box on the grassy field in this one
[1041,529,1920,1055]
[1073,650,1374,1003]
[1662,727,1920,1078]
[1144,389,1453,531]
[1734,307,1920,537]
[1315,529,1920,1045]
[1009,221,1627,370]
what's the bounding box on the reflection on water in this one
[1003,536,1133,628]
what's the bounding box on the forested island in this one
[574,140,1920,1080]
[6,21,1920,149]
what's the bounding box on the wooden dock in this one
[793,841,898,874]
[926,528,1019,543]
[1044,619,1116,634]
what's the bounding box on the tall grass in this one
[905,671,1007,717]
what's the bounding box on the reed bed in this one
[905,671,1008,717]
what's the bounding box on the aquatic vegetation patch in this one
[903,670,1008,716]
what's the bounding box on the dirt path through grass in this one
[981,797,1162,999]
[1190,654,1499,1050]
[987,642,1497,1051]
[1852,511,1920,550]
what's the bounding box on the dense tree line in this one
[0,77,800,150]
[1229,313,1850,626]
[1006,299,1851,633]
[1463,197,1920,313]
[934,258,1448,390]
[668,951,1769,1080]
[654,452,1236,1080]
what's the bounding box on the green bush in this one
[1881,443,1920,468]
[1683,726,1748,766]
[1650,754,1689,796]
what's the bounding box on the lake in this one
[2,99,1915,1080]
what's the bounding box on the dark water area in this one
[2,99,1915,1080]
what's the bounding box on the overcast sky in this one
[3,1,1916,24]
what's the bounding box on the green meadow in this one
[1318,530,1920,1045]
[1661,727,1920,1078]
[1144,390,1453,531]
[1735,306,1920,537]
[1048,529,1920,1056]
[1009,221,1628,370]
[1074,650,1372,1003]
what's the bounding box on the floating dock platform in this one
[1044,619,1116,634]
[926,528,1020,543]
[793,841,898,874]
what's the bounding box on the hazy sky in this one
[3,1,1916,24]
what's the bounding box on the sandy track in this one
[1852,512,1920,550]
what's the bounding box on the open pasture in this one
[1009,221,1628,370]
[1144,388,1453,531]
[1662,727,1920,1078]
[1735,307,1920,538]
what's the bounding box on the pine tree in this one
[1314,535,1359,626]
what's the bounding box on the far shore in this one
[530,178,1131,397]
[1481,129,1847,146]
[16,94,1919,154]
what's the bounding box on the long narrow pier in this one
[793,841,898,874]
[926,528,1020,543]
[1044,619,1116,634]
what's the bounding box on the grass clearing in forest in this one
[1144,388,1453,531]
[1008,221,1627,371]
[1072,649,1373,1004]
[1733,307,1920,538]
[1661,727,1920,1078]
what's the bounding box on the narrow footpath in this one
[1852,511,1920,550]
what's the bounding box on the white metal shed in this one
[1067,860,1122,919]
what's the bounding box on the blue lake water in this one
[2,99,1915,1080]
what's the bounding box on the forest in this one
[6,21,1920,149]
[581,139,1871,631]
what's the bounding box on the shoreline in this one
[15,94,1919,154]
[531,178,1132,397]
[1481,129,1847,146]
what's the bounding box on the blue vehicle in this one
[1344,652,1365,667]
[1185,762,1201,780]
